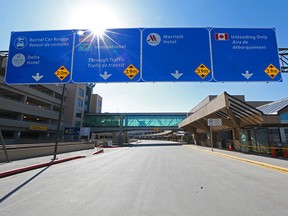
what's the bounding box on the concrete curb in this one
[0,156,85,179]
[0,147,107,178]
[93,149,104,155]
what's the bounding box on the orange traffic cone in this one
[271,147,277,158]
[283,147,288,158]
[228,144,232,151]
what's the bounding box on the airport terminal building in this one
[179,92,288,157]
[0,52,102,144]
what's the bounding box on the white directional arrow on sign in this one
[171,70,183,79]
[241,70,253,79]
[32,73,43,81]
[100,71,112,80]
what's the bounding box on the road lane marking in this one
[186,145,288,173]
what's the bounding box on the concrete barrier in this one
[0,142,95,162]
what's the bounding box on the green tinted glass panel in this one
[84,115,121,127]
[124,115,186,127]
[84,114,186,128]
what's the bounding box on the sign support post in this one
[0,129,9,162]
[52,84,65,160]
[210,126,213,151]
[208,118,222,151]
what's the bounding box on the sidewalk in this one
[0,147,104,178]
[186,145,288,171]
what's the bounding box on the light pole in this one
[52,84,65,160]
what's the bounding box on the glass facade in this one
[280,112,288,123]
[85,115,121,127]
[75,121,81,127]
[284,128,288,144]
[255,128,270,154]
[84,114,186,128]
[239,127,288,156]
[78,87,84,97]
[84,85,93,114]
[76,109,82,118]
[76,98,83,108]
[268,128,281,145]
[84,95,89,112]
[96,99,102,113]
[124,115,185,127]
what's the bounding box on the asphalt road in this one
[1,140,287,216]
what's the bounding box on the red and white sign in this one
[215,33,228,41]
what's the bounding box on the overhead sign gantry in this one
[211,28,281,82]
[5,28,282,84]
[6,30,74,84]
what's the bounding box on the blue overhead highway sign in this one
[142,28,212,82]
[5,30,74,84]
[5,28,282,84]
[72,29,141,83]
[211,28,281,82]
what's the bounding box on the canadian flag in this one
[215,33,229,41]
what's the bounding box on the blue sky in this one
[1,0,288,112]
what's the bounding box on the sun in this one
[90,26,106,36]
[69,3,123,33]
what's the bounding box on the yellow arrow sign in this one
[55,66,70,81]
[264,64,279,79]
[195,64,210,79]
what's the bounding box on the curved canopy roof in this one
[179,92,265,132]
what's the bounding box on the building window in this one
[75,121,81,127]
[76,98,83,108]
[280,112,288,123]
[76,109,82,118]
[268,128,280,146]
[84,104,88,112]
[84,95,90,112]
[285,128,288,144]
[78,87,84,97]
[96,100,102,113]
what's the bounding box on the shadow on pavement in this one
[0,165,50,204]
